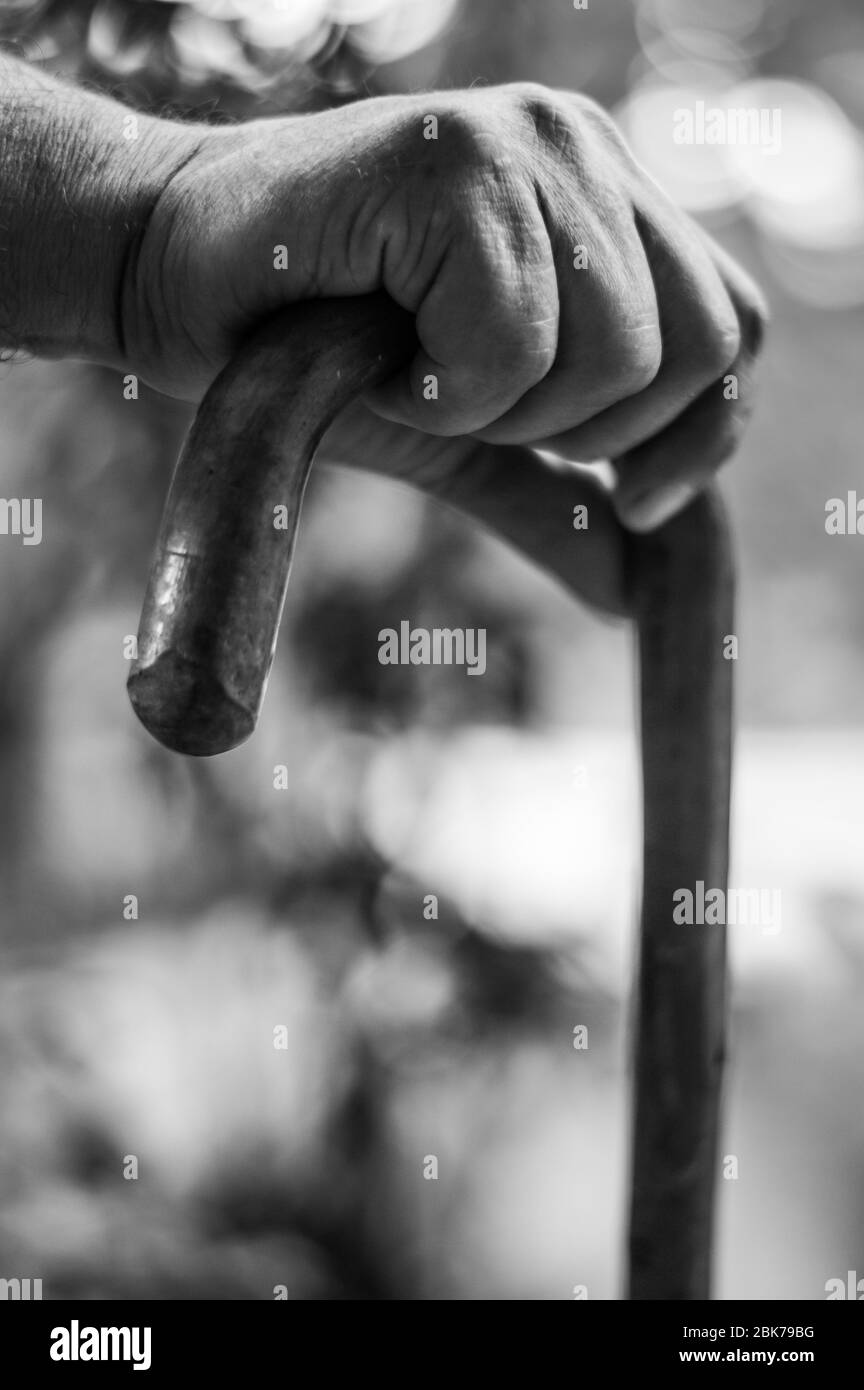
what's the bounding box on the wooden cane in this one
[128,293,733,1299]
[627,494,733,1299]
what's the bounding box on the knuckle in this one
[510,82,576,144]
[509,80,559,117]
[437,101,502,166]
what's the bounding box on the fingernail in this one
[620,482,697,533]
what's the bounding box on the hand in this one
[125,83,767,534]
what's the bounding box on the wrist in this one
[0,58,207,369]
[109,114,216,370]
[53,110,208,370]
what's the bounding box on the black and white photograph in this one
[0,0,861,1352]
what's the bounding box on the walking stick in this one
[128,294,733,1299]
[627,498,733,1299]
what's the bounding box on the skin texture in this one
[0,60,767,610]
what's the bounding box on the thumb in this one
[319,402,629,619]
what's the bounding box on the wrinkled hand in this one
[125,83,766,564]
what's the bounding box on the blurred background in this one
[0,0,862,1300]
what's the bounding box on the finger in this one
[473,198,662,445]
[531,203,742,463]
[319,401,628,616]
[611,260,768,531]
[365,185,559,437]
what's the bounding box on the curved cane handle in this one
[127,293,415,756]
